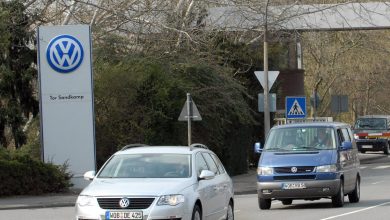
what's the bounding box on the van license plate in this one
[362,145,372,149]
[105,211,143,219]
[282,183,306,189]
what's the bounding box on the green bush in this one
[0,148,72,196]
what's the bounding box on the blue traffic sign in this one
[286,97,306,119]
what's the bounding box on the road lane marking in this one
[373,165,390,169]
[234,210,240,213]
[372,181,384,185]
[320,201,390,220]
[359,166,367,169]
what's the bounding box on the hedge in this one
[0,149,72,196]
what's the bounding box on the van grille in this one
[97,197,155,209]
[274,175,316,180]
[274,166,315,174]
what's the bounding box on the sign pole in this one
[186,93,192,146]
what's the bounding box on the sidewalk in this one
[0,170,258,210]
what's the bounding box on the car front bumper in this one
[75,201,189,220]
[257,179,340,200]
[356,139,388,152]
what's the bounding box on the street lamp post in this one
[263,0,271,137]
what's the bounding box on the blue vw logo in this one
[46,35,84,73]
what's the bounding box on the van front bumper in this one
[257,179,340,200]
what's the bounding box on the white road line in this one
[359,166,367,169]
[320,201,390,220]
[372,181,384,185]
[234,210,240,213]
[373,165,390,169]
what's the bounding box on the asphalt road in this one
[1,153,389,220]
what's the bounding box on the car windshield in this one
[264,126,336,151]
[354,118,387,130]
[98,154,191,178]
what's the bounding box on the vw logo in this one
[119,198,130,208]
[46,35,84,73]
[291,167,298,173]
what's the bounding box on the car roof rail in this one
[120,144,149,151]
[189,143,208,151]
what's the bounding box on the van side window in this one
[341,128,351,142]
[337,129,344,146]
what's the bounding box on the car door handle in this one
[213,186,220,191]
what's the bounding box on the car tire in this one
[192,205,202,220]
[384,142,390,155]
[281,199,293,205]
[348,177,360,203]
[332,180,345,207]
[226,201,234,220]
[258,198,271,210]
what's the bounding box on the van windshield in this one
[264,127,336,151]
[354,118,387,130]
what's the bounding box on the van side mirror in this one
[340,141,352,151]
[254,142,263,154]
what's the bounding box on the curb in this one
[0,202,75,210]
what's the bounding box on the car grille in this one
[274,175,316,180]
[97,197,155,209]
[274,166,315,174]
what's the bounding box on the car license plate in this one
[105,211,143,220]
[282,183,306,189]
[362,145,373,149]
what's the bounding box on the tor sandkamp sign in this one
[37,25,96,189]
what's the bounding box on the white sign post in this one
[37,25,95,189]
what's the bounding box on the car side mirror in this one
[340,141,352,151]
[198,170,215,180]
[254,142,263,154]
[83,170,96,181]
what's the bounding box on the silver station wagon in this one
[75,144,234,220]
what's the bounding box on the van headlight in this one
[257,167,274,175]
[76,195,97,207]
[316,164,337,173]
[157,194,185,206]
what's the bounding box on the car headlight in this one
[257,167,273,175]
[354,134,359,140]
[76,195,97,207]
[316,164,337,173]
[157,194,185,206]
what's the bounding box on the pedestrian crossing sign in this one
[286,97,306,119]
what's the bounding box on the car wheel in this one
[281,199,293,205]
[384,142,390,155]
[192,205,202,220]
[332,180,344,207]
[226,201,234,220]
[258,197,271,210]
[348,177,360,203]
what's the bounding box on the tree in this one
[0,1,38,148]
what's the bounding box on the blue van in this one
[255,122,360,209]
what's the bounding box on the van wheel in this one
[332,180,344,207]
[192,205,202,220]
[348,177,360,203]
[258,198,271,210]
[281,199,293,205]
